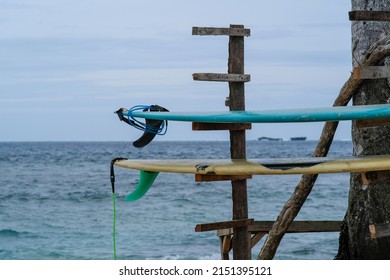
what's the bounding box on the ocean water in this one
[0,140,352,260]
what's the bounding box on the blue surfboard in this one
[122,104,390,123]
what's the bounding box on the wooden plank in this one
[217,220,342,236]
[369,223,390,239]
[192,26,250,36]
[254,220,341,233]
[220,235,232,260]
[356,118,390,128]
[195,218,254,232]
[192,73,250,82]
[251,232,267,248]
[192,122,251,131]
[195,174,252,182]
[349,11,390,21]
[353,66,390,79]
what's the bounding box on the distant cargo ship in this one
[258,137,283,141]
[290,137,307,141]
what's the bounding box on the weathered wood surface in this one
[191,24,251,259]
[257,35,390,260]
[356,118,390,128]
[228,24,251,260]
[195,218,254,232]
[220,235,232,260]
[195,174,252,182]
[218,220,341,236]
[192,26,250,36]
[192,122,251,131]
[353,66,390,79]
[369,223,390,239]
[251,232,267,249]
[349,11,390,21]
[192,73,250,82]
[219,220,341,260]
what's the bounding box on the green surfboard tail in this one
[125,170,159,201]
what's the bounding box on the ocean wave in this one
[145,252,222,260]
[63,191,111,202]
[291,247,316,256]
[0,193,50,202]
[0,229,20,237]
[0,191,110,203]
[0,141,352,260]
[0,229,40,239]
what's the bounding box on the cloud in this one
[0,0,354,141]
[77,68,193,87]
[0,96,71,104]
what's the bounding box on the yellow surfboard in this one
[114,155,390,201]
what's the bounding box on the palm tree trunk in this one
[335,0,390,259]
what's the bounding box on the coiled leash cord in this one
[126,105,168,135]
[115,105,169,148]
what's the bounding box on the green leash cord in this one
[112,192,117,260]
[111,158,126,260]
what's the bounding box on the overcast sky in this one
[0,0,353,142]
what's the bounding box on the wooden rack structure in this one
[192,24,252,260]
[190,24,343,260]
[190,16,390,259]
[117,13,390,259]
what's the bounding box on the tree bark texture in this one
[257,6,390,260]
[335,0,390,260]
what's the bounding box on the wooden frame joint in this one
[192,122,251,131]
[369,223,390,239]
[192,73,250,82]
[195,218,254,232]
[195,174,252,182]
[349,11,390,21]
[192,26,250,37]
[356,118,390,128]
[353,66,390,80]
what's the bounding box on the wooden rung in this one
[192,26,250,37]
[195,174,252,182]
[195,218,254,232]
[353,66,390,79]
[217,220,341,236]
[192,73,250,82]
[369,223,390,239]
[356,118,390,128]
[192,122,251,131]
[349,11,390,21]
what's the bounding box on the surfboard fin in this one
[125,170,160,201]
[132,118,164,148]
[115,105,169,148]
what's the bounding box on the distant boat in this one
[290,137,307,141]
[258,137,283,141]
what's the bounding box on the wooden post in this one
[228,24,251,260]
[192,24,251,259]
